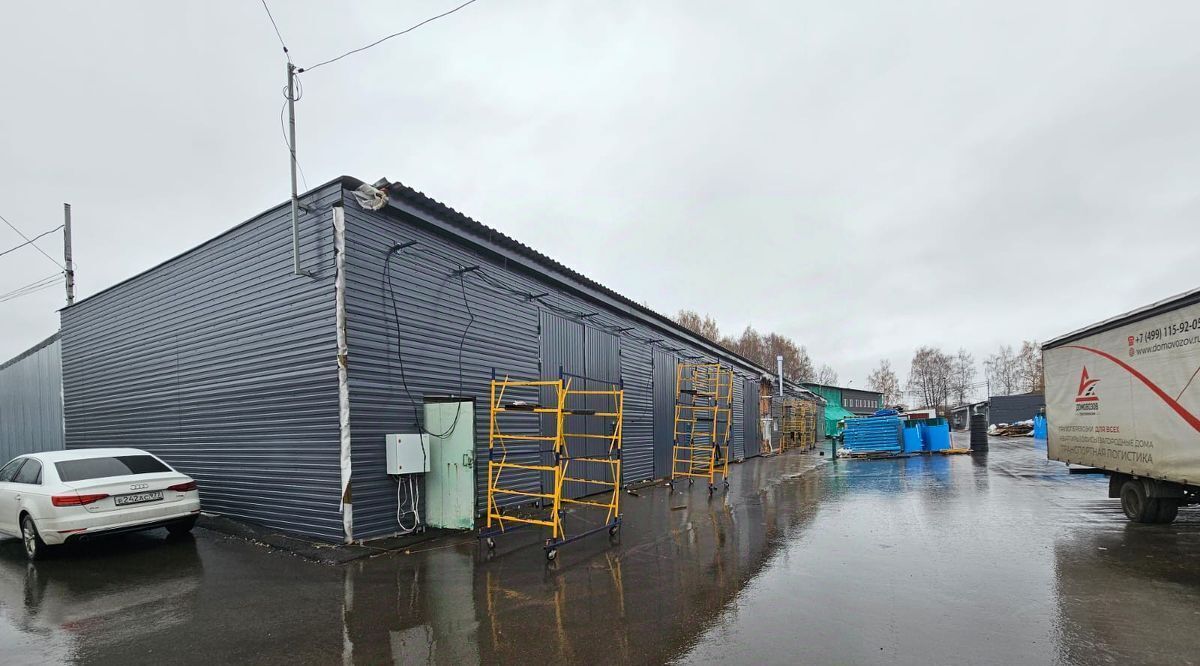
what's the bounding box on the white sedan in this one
[0,448,201,560]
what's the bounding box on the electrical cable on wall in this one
[382,243,468,438]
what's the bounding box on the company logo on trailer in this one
[1075,367,1100,414]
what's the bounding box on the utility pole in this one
[63,203,75,306]
[287,61,302,276]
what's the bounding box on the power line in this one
[300,0,481,73]
[0,225,63,260]
[260,0,291,59]
[0,272,62,304]
[0,213,64,270]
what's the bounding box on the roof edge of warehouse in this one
[801,381,882,395]
[0,331,60,372]
[1043,286,1200,349]
[362,176,781,376]
[62,175,780,378]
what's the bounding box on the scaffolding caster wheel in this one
[688,478,694,486]
[708,484,715,497]
[485,537,495,551]
[723,480,730,490]
[609,524,620,538]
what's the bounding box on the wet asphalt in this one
[2,437,1198,665]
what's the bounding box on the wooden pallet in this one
[932,447,972,455]
[838,450,905,459]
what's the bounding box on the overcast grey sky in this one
[2,1,1198,393]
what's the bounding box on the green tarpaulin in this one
[824,403,856,438]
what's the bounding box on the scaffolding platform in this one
[669,363,733,496]
[480,370,623,561]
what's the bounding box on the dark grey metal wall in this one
[741,377,759,458]
[540,311,584,499]
[580,326,620,499]
[730,376,745,460]
[342,204,542,540]
[619,331,654,484]
[988,394,1045,425]
[61,184,346,541]
[652,347,677,478]
[0,334,63,462]
[344,194,771,538]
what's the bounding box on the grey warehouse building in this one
[0,333,63,463]
[60,176,796,543]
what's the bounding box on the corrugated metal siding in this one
[60,185,346,540]
[619,336,653,483]
[541,311,585,499]
[342,205,541,540]
[742,377,759,459]
[341,196,770,537]
[582,326,620,496]
[652,347,677,478]
[0,334,63,461]
[988,394,1045,425]
[730,376,745,460]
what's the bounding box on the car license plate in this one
[114,491,164,506]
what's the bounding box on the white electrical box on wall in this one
[386,433,430,475]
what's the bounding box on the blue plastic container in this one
[902,423,924,453]
[843,415,903,454]
[1033,414,1047,439]
[924,422,951,451]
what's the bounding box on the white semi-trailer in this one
[1044,288,1200,523]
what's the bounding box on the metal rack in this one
[480,370,623,561]
[669,362,733,496]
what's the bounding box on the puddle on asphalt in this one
[2,443,1198,664]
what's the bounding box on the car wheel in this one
[21,515,48,561]
[166,516,197,537]
[1120,480,1160,523]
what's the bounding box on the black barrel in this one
[970,413,988,451]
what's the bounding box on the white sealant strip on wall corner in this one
[333,204,354,543]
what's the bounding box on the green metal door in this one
[423,399,476,530]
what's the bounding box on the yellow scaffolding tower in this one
[480,371,623,561]
[670,362,733,496]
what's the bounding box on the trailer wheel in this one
[1120,480,1160,523]
[1155,498,1180,524]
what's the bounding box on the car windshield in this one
[55,455,171,482]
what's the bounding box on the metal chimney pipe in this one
[777,355,784,397]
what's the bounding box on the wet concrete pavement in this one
[2,438,1198,665]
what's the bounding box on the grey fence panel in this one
[61,184,346,541]
[0,335,63,462]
